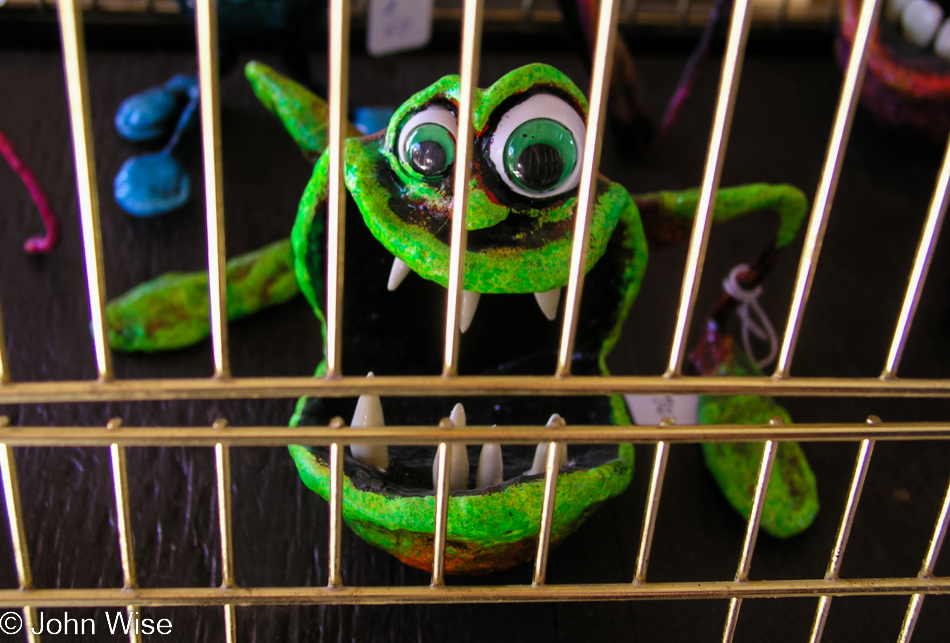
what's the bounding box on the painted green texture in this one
[106,239,297,352]
[288,443,634,573]
[635,183,807,248]
[245,61,360,162]
[347,134,630,293]
[292,152,330,327]
[341,63,624,294]
[382,63,588,151]
[698,357,819,539]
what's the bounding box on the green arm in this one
[245,61,362,163]
[634,183,807,249]
[697,352,819,539]
[106,239,298,352]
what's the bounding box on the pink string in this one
[0,127,61,254]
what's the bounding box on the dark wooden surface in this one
[1,36,950,642]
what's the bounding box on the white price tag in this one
[625,394,699,426]
[367,0,435,57]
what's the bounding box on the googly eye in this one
[487,93,586,199]
[397,105,458,179]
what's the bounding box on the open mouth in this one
[882,0,950,60]
[839,0,950,138]
[287,190,637,574]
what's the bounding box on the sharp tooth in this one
[534,287,561,321]
[902,0,944,47]
[350,373,389,470]
[476,439,504,488]
[459,291,481,333]
[935,18,950,58]
[526,414,568,476]
[433,403,470,491]
[387,257,411,291]
[450,402,466,427]
[887,0,913,22]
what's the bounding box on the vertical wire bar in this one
[0,302,10,383]
[897,471,950,643]
[0,443,32,589]
[555,0,620,376]
[442,0,484,377]
[215,437,236,643]
[57,0,113,381]
[110,438,141,643]
[634,441,670,584]
[110,443,137,589]
[808,438,875,643]
[223,604,236,643]
[214,443,235,589]
[194,0,230,379]
[773,0,882,378]
[325,0,350,378]
[532,441,562,586]
[431,441,452,586]
[664,0,753,376]
[881,132,950,378]
[327,418,345,589]
[215,441,236,641]
[721,440,776,643]
[1,439,40,642]
[897,594,926,643]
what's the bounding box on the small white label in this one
[367,0,434,57]
[625,394,699,426]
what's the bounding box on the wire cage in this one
[1,0,949,641]
[0,0,836,29]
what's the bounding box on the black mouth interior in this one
[293,193,638,493]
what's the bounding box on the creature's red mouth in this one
[839,0,950,139]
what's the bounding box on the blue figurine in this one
[113,75,199,217]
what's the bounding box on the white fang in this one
[350,372,389,470]
[526,413,568,476]
[433,402,470,491]
[476,440,504,488]
[534,287,561,321]
[459,291,481,333]
[387,257,411,291]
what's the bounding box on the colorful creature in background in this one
[111,0,322,217]
[839,0,950,140]
[113,75,200,217]
[106,62,819,573]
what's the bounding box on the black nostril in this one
[515,143,563,191]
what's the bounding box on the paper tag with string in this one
[625,394,699,426]
[367,0,435,57]
[722,263,778,369]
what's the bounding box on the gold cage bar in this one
[556,0,618,376]
[57,0,114,382]
[774,0,881,378]
[442,0,483,376]
[666,0,753,376]
[195,0,230,379]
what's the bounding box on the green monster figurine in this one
[107,62,819,574]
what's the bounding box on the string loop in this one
[722,264,778,369]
